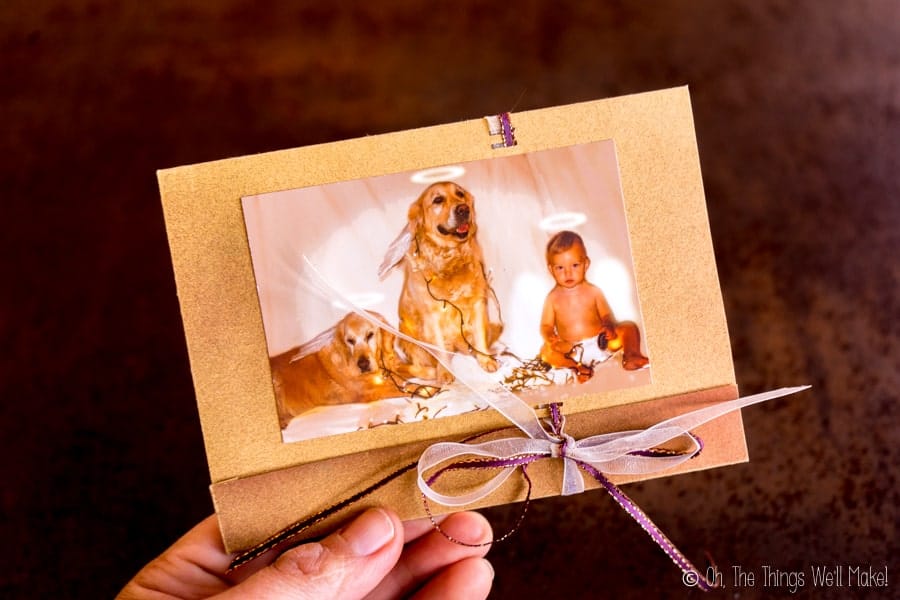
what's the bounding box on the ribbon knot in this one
[549,435,571,459]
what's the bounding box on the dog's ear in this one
[290,325,337,363]
[407,196,423,225]
[378,224,412,280]
[333,317,355,361]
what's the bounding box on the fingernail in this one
[443,512,492,545]
[481,558,495,580]
[341,508,395,556]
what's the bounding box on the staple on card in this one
[485,112,517,149]
[536,402,564,410]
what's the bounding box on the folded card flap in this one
[212,383,743,554]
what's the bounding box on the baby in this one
[539,230,649,380]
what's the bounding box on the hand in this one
[117,508,494,600]
[595,325,612,344]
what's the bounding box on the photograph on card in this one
[242,140,652,444]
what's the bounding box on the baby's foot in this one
[622,354,649,371]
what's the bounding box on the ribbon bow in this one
[418,387,807,506]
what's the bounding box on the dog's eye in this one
[346,337,355,346]
[366,331,375,341]
[432,195,445,205]
[454,189,465,199]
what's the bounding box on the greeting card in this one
[158,86,803,587]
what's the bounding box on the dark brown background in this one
[3,2,897,598]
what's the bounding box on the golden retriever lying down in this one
[379,181,502,384]
[270,311,407,429]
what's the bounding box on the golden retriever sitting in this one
[379,181,502,384]
[270,311,405,429]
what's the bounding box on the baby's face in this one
[548,246,589,288]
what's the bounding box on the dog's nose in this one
[454,204,469,220]
[357,356,371,372]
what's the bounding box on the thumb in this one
[219,508,403,600]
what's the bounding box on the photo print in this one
[242,140,652,443]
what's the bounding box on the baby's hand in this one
[602,322,617,341]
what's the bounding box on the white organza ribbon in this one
[416,386,809,505]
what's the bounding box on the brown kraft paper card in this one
[157,86,743,554]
